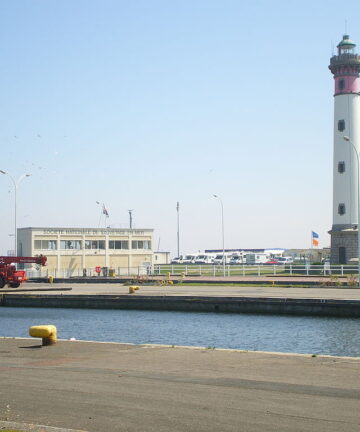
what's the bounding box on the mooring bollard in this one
[29,325,57,346]
[128,286,139,294]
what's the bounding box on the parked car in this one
[264,259,280,265]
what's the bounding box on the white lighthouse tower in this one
[329,35,360,264]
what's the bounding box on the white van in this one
[195,254,215,264]
[182,254,197,264]
[171,255,184,264]
[229,254,244,265]
[277,257,294,265]
[213,254,232,265]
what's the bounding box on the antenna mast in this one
[128,209,133,229]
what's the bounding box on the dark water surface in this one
[1,307,360,356]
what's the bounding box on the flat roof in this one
[18,227,153,232]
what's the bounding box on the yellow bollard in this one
[128,286,139,294]
[29,325,57,346]
[48,276,54,284]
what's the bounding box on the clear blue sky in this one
[0,0,358,255]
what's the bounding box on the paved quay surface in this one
[1,338,360,432]
[4,282,360,300]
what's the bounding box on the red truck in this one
[0,255,47,288]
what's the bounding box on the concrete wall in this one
[2,294,360,317]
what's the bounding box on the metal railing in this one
[24,264,360,279]
[152,264,359,277]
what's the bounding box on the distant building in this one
[17,227,153,274]
[153,251,171,264]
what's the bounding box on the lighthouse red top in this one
[329,35,360,95]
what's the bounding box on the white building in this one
[153,251,171,265]
[17,227,153,275]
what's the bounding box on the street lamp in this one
[176,202,180,258]
[213,194,226,277]
[0,170,31,256]
[343,136,360,287]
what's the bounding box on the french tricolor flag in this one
[311,231,319,247]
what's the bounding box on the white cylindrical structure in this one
[332,93,360,226]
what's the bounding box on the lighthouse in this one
[329,35,360,264]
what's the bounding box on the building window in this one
[338,203,346,215]
[34,240,57,250]
[338,120,345,131]
[60,240,82,250]
[131,240,152,250]
[339,79,345,90]
[338,161,345,173]
[84,240,105,250]
[109,240,129,250]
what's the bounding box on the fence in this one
[24,264,360,279]
[153,264,359,277]
[26,266,150,279]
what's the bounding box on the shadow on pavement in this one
[19,345,42,349]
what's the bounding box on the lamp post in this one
[213,194,226,277]
[343,136,360,287]
[0,171,31,256]
[176,202,180,258]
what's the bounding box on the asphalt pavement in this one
[1,338,360,432]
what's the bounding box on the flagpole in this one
[103,204,106,229]
[96,201,102,228]
[102,203,109,229]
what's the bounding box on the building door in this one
[339,247,346,264]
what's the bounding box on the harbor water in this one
[1,307,360,357]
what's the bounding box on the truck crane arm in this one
[0,255,47,266]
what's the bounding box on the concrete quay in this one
[0,338,359,432]
[2,283,360,316]
[4,282,360,299]
[29,274,352,286]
